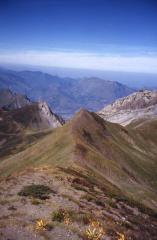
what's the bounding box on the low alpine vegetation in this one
[52,209,65,222]
[18,184,53,200]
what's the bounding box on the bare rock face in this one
[0,89,64,130]
[8,101,65,130]
[98,90,157,126]
[37,101,65,129]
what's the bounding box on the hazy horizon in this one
[0,62,157,89]
[0,0,157,73]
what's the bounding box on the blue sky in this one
[0,0,157,73]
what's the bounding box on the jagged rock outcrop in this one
[0,89,64,130]
[98,90,157,126]
[36,101,65,129]
[8,101,65,130]
[0,101,64,158]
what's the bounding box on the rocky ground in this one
[0,166,157,240]
[98,90,157,126]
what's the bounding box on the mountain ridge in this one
[1,108,157,212]
[0,107,157,239]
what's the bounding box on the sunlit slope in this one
[0,124,74,177]
[0,109,157,211]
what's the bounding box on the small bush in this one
[18,184,52,200]
[35,219,53,231]
[52,209,77,225]
[52,209,65,222]
[31,198,41,205]
[107,199,117,208]
[84,220,105,240]
[94,199,105,207]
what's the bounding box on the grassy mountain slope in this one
[0,124,73,177]
[0,100,64,159]
[0,108,54,159]
[71,110,157,211]
[0,109,157,213]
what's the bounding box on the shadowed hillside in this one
[0,100,64,159]
[9,102,65,129]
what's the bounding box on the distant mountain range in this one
[0,67,134,118]
[2,64,157,89]
[98,90,157,126]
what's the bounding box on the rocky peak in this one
[0,89,65,130]
[37,101,65,128]
[98,90,157,126]
[102,90,157,112]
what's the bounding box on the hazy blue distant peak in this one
[0,67,134,118]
